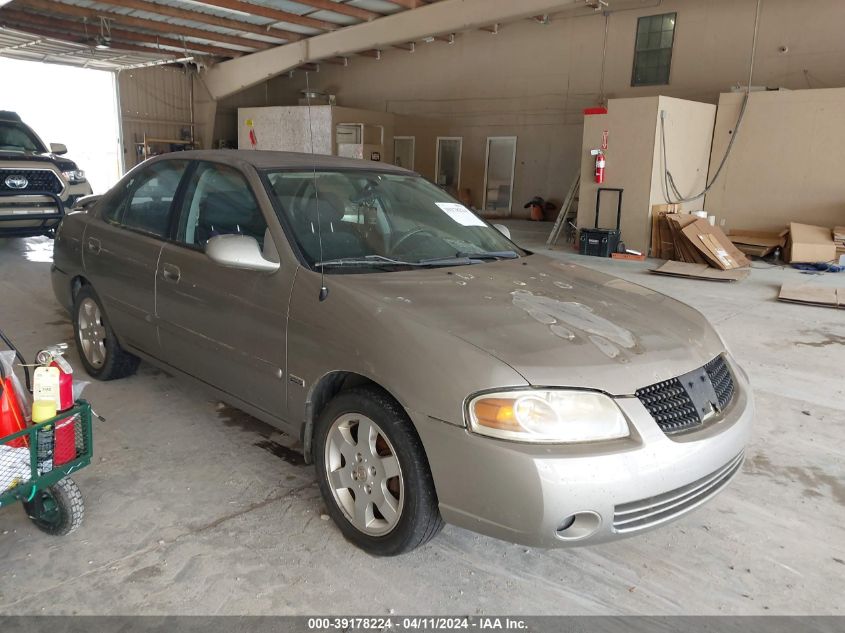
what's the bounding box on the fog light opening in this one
[555,511,601,541]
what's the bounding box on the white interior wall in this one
[705,88,845,232]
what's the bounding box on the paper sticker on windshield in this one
[435,203,485,227]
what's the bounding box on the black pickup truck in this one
[0,110,93,238]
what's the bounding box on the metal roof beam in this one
[290,0,379,22]
[94,0,303,42]
[189,0,338,31]
[12,0,273,51]
[0,23,179,58]
[1,9,242,57]
[203,0,583,99]
[382,0,428,8]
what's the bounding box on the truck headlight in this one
[467,390,629,443]
[62,170,86,184]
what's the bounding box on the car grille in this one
[636,355,736,434]
[612,451,744,534]
[0,168,63,194]
[705,355,735,409]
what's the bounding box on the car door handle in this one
[161,263,181,283]
[86,237,101,254]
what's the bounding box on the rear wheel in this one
[73,285,139,380]
[314,386,443,556]
[22,477,84,536]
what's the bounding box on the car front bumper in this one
[413,357,754,548]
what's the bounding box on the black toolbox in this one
[579,187,623,257]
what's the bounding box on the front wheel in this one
[314,387,443,556]
[73,285,139,380]
[22,477,84,536]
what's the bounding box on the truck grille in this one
[0,168,63,194]
[636,355,736,434]
[613,451,744,534]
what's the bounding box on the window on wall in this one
[632,12,676,86]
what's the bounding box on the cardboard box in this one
[786,223,836,263]
[668,215,706,264]
[680,220,751,270]
[650,205,682,258]
[727,229,788,257]
[778,284,844,309]
[650,261,749,282]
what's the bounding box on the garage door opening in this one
[0,57,121,194]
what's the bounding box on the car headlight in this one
[62,170,86,184]
[467,390,629,443]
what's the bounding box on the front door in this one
[435,137,462,197]
[82,159,188,356]
[155,161,291,420]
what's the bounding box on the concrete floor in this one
[0,224,843,616]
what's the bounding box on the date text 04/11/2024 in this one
[306,617,528,631]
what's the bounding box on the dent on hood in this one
[511,289,638,362]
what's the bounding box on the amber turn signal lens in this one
[472,397,521,431]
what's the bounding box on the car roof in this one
[168,149,413,174]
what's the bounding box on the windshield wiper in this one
[314,255,415,268]
[418,251,518,265]
[317,254,476,269]
[455,250,519,260]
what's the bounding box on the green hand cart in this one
[0,401,93,536]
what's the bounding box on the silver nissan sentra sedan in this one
[52,150,753,556]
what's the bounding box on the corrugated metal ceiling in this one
[0,0,433,69]
[0,25,181,69]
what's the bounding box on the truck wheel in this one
[23,477,84,536]
[73,285,139,380]
[314,386,443,556]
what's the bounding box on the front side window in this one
[264,170,522,273]
[632,12,676,86]
[110,160,187,237]
[0,121,46,153]
[177,162,267,249]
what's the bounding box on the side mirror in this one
[206,234,279,273]
[494,223,511,239]
[50,143,68,155]
[72,194,102,211]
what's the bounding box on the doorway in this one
[435,137,462,197]
[393,136,415,170]
[0,57,121,192]
[483,137,517,215]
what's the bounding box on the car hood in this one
[0,150,77,170]
[334,254,726,395]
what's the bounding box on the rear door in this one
[155,160,291,419]
[82,159,188,356]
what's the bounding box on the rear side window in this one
[106,160,187,237]
[176,162,267,249]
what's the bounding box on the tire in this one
[314,386,443,556]
[22,477,84,536]
[73,285,139,380]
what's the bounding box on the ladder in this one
[546,171,580,249]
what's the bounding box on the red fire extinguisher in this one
[36,345,76,465]
[591,149,606,184]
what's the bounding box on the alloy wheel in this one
[77,297,107,368]
[324,413,404,536]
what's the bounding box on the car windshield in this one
[263,170,523,272]
[0,121,45,153]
